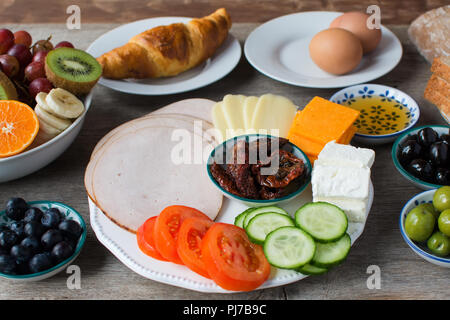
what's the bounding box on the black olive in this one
[435,167,450,185]
[441,134,450,145]
[399,140,422,166]
[429,141,449,167]
[417,128,439,148]
[408,159,434,182]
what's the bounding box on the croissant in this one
[97,8,232,79]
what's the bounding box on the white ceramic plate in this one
[86,17,241,95]
[90,181,373,293]
[244,11,403,88]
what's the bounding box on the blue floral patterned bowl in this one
[0,201,86,281]
[330,84,420,145]
[400,189,450,268]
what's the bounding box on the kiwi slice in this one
[45,48,102,95]
[0,70,18,100]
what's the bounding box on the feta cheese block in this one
[313,197,367,223]
[318,141,375,168]
[312,160,370,201]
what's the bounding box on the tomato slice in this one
[177,217,214,278]
[137,217,167,261]
[201,223,271,291]
[154,205,212,264]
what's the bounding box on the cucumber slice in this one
[245,212,294,245]
[298,263,328,275]
[295,202,348,243]
[311,234,351,268]
[234,208,256,228]
[264,226,316,269]
[243,206,288,228]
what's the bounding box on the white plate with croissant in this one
[86,8,241,95]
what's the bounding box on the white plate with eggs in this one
[244,11,402,88]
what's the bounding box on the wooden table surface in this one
[0,22,448,300]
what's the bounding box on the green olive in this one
[405,206,436,242]
[416,203,439,219]
[433,186,450,212]
[427,231,450,257]
[438,209,450,237]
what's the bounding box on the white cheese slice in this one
[251,94,297,138]
[211,101,228,142]
[318,141,375,168]
[313,197,367,223]
[312,160,370,200]
[243,96,258,132]
[222,94,246,138]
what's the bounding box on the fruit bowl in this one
[0,200,87,281]
[400,189,450,268]
[0,92,92,183]
[206,134,312,207]
[392,125,450,190]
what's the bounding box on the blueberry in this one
[51,241,74,264]
[41,208,61,229]
[41,229,63,251]
[24,221,46,238]
[20,236,41,254]
[28,253,53,273]
[10,244,32,264]
[5,198,28,221]
[10,221,25,239]
[58,220,82,240]
[0,230,19,249]
[0,254,16,274]
[23,207,43,223]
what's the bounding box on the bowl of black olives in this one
[392,125,450,189]
[0,198,86,281]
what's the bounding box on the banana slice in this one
[46,88,85,119]
[35,104,72,131]
[37,117,62,136]
[35,92,56,115]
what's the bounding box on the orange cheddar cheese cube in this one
[338,125,357,144]
[288,133,324,157]
[288,97,360,145]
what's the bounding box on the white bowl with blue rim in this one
[330,84,420,145]
[400,189,450,268]
[0,201,86,281]
[392,125,450,190]
[207,134,312,207]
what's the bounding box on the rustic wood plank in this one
[0,0,447,24]
[0,22,447,300]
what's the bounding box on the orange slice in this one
[0,100,39,158]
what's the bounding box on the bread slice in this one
[424,78,450,118]
[408,5,450,63]
[431,56,450,82]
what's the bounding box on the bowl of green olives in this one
[392,125,450,190]
[400,186,450,268]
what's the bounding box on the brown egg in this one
[309,28,363,75]
[330,12,382,54]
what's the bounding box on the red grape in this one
[55,41,74,49]
[28,78,53,98]
[0,54,19,78]
[24,61,45,82]
[14,31,32,47]
[31,39,53,55]
[0,29,14,54]
[32,50,48,64]
[7,44,32,67]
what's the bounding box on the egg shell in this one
[309,28,363,75]
[330,11,382,54]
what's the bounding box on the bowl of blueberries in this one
[0,197,86,281]
[392,125,450,190]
